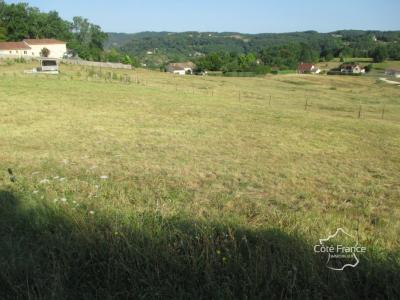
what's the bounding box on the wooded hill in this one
[107,30,400,69]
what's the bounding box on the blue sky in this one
[6,0,400,33]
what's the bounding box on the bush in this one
[13,57,26,64]
[364,64,373,73]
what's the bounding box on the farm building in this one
[0,39,67,59]
[297,63,321,74]
[166,62,196,75]
[385,69,400,78]
[340,63,365,74]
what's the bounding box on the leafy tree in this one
[69,16,107,60]
[40,47,50,57]
[370,46,388,63]
[103,48,122,62]
[121,55,132,65]
[0,3,30,40]
[299,43,319,63]
[339,47,353,60]
[387,44,400,60]
[0,26,6,41]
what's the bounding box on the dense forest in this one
[109,30,400,71]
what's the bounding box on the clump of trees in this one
[101,48,139,66]
[370,46,388,63]
[195,52,270,74]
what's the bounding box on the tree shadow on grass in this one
[0,190,399,299]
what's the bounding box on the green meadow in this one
[1,61,399,299]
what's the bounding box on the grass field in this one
[1,61,400,299]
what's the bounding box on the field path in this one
[380,77,400,86]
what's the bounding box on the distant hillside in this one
[106,30,400,68]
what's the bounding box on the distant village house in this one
[297,63,321,74]
[0,39,67,59]
[340,63,365,74]
[166,62,196,75]
[385,69,400,78]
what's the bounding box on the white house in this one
[0,39,67,59]
[166,62,196,75]
[0,41,32,57]
[340,63,365,74]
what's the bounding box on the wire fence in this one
[1,68,399,123]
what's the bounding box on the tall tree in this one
[370,46,388,63]
[69,16,107,60]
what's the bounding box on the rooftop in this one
[23,39,66,45]
[0,42,31,50]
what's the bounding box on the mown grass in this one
[1,61,400,299]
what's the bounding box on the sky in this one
[6,0,400,34]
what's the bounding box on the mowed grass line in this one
[0,63,400,298]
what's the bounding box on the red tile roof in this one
[298,63,315,72]
[0,42,31,50]
[23,39,66,45]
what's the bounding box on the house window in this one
[24,51,27,55]
[16,50,18,54]
[32,52,35,56]
[9,51,12,54]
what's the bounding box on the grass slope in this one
[0,62,400,299]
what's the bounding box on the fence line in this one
[1,71,398,123]
[61,59,132,70]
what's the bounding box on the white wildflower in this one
[33,190,39,194]
[59,178,66,182]
[61,197,67,202]
[53,198,58,203]
[100,175,108,180]
[39,179,50,184]
[53,176,60,179]
[89,210,95,215]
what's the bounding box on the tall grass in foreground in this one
[0,188,399,299]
